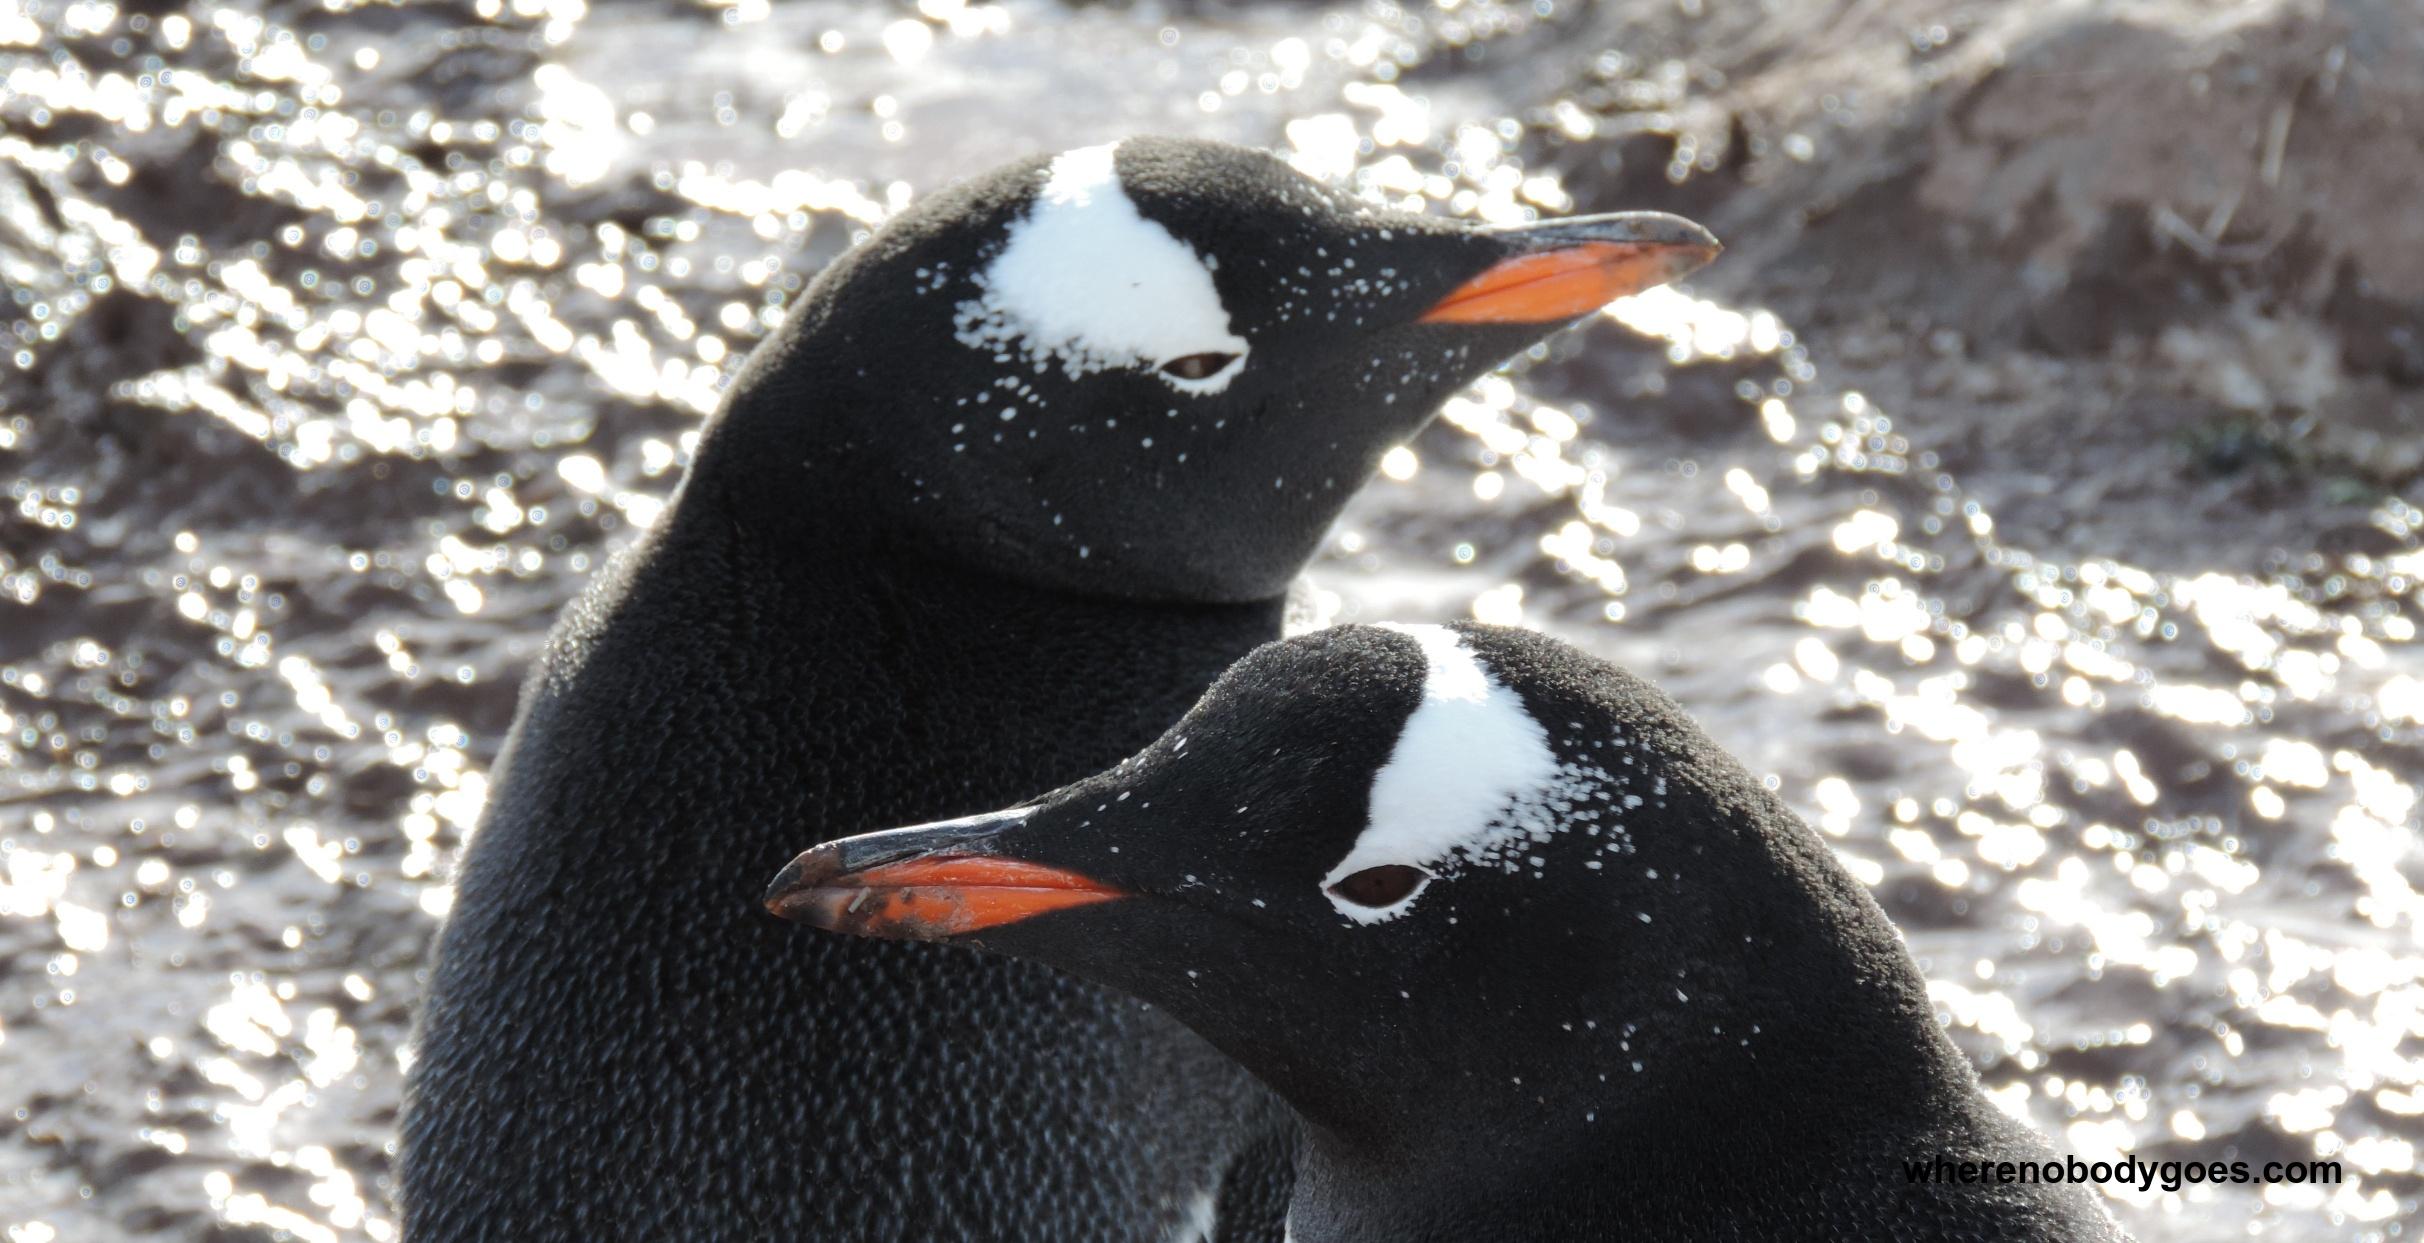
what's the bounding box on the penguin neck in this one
[524,465,1290,879]
[685,367,1316,605]
[1278,914,1992,1241]
[1284,1039,1991,1242]
[649,469,1285,701]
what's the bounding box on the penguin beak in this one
[764,811,1125,941]
[1419,212,1720,324]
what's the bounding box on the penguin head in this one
[768,624,1913,1146]
[698,138,1716,602]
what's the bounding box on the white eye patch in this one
[1321,625,1559,924]
[954,143,1250,395]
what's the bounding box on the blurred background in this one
[2,0,2419,1238]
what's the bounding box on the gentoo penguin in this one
[400,137,1718,1241]
[770,623,2132,1243]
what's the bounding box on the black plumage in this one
[401,138,1716,1241]
[779,624,2132,1243]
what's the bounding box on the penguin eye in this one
[1327,865,1428,909]
[1159,352,1240,382]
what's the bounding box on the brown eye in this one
[1159,352,1239,382]
[1328,864,1428,909]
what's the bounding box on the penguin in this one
[769,623,2134,1243]
[399,138,1718,1241]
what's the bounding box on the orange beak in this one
[765,820,1124,941]
[1418,212,1720,325]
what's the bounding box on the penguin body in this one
[774,624,2131,1243]
[401,139,1717,1240]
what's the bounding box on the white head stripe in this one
[954,143,1249,393]
[1160,1190,1218,1243]
[1321,624,1558,923]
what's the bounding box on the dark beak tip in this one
[1492,209,1718,249]
[1673,238,1723,279]
[763,848,827,916]
[1614,216,1721,270]
[1613,217,1721,286]
[1636,212,1721,254]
